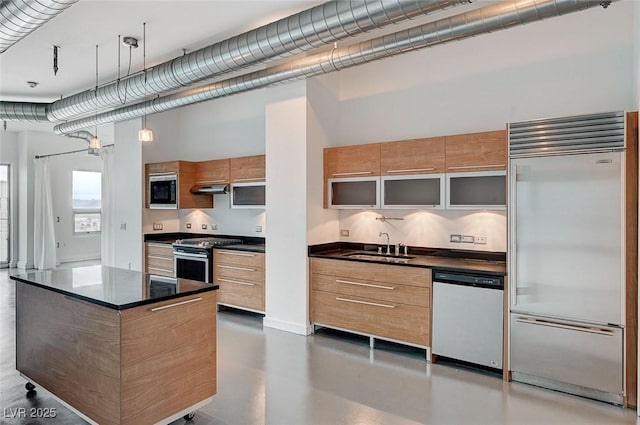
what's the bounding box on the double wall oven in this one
[173,237,242,283]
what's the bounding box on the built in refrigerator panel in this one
[510,152,623,325]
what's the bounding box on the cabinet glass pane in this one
[233,185,265,206]
[449,175,506,206]
[331,181,377,206]
[384,178,440,206]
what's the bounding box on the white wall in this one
[264,81,310,335]
[0,131,19,266]
[111,119,143,271]
[13,131,103,268]
[339,210,506,253]
[335,2,635,145]
[142,89,267,236]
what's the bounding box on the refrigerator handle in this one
[510,163,518,308]
[515,317,616,336]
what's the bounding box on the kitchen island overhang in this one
[10,265,218,425]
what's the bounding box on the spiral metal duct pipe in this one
[0,101,49,121]
[53,0,614,134]
[43,0,469,122]
[0,0,78,53]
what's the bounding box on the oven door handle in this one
[174,252,209,260]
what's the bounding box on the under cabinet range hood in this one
[190,184,228,195]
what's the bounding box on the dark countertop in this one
[10,265,218,310]
[309,242,506,276]
[144,233,265,252]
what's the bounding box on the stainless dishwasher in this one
[432,271,504,369]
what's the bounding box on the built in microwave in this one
[149,174,178,209]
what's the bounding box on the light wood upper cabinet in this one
[324,144,381,178]
[380,137,445,175]
[445,130,507,172]
[195,159,230,184]
[230,155,265,182]
[145,160,212,209]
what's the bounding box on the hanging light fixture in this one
[89,44,102,156]
[138,22,153,142]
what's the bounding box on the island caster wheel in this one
[183,412,196,421]
[25,382,35,391]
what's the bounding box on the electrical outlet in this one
[211,224,217,230]
[186,223,192,229]
[475,236,487,245]
[56,242,60,248]
[462,235,475,243]
[201,224,207,230]
[255,225,262,232]
[340,229,350,237]
[120,222,127,230]
[450,234,462,243]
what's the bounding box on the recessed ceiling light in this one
[26,81,39,88]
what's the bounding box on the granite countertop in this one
[309,243,506,276]
[10,265,218,310]
[144,233,265,252]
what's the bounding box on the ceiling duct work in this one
[0,0,470,123]
[0,0,78,54]
[53,0,614,134]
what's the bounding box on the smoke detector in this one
[122,37,139,48]
[26,81,39,88]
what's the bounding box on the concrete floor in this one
[1,265,639,425]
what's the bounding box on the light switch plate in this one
[255,225,262,232]
[340,229,350,237]
[462,235,475,243]
[201,224,207,230]
[450,234,462,243]
[186,223,191,229]
[211,224,217,230]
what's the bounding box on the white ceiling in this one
[0,0,487,133]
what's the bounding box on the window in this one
[72,170,101,234]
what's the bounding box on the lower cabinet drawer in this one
[217,276,265,312]
[310,290,429,346]
[312,274,429,307]
[215,263,264,283]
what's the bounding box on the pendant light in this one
[89,44,102,156]
[138,22,153,142]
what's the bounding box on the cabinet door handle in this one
[147,255,173,261]
[218,265,256,272]
[219,251,256,257]
[386,168,435,174]
[195,179,227,183]
[150,297,202,311]
[147,266,174,274]
[233,177,265,182]
[331,171,373,177]
[335,279,395,290]
[218,278,256,286]
[336,297,395,309]
[516,317,615,336]
[447,164,505,170]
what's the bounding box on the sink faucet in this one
[379,232,391,255]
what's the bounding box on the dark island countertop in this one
[309,242,506,276]
[144,233,265,252]
[10,265,218,310]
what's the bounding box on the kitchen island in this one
[10,265,218,425]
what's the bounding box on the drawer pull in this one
[218,265,256,272]
[335,279,395,290]
[219,251,256,257]
[150,297,202,311]
[447,164,505,170]
[218,278,255,286]
[386,168,435,174]
[331,171,373,177]
[516,317,615,336]
[147,266,174,273]
[335,297,395,309]
[147,255,173,261]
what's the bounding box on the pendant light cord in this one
[143,22,147,128]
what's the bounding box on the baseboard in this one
[262,316,313,336]
[16,261,33,270]
[58,255,101,263]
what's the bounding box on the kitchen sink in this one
[343,252,415,263]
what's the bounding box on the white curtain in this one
[101,146,115,267]
[33,157,57,270]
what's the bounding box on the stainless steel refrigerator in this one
[508,111,626,404]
